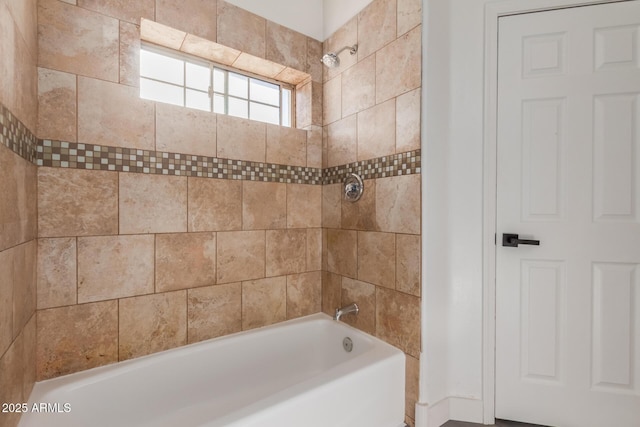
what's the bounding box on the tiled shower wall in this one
[320,0,422,424]
[34,0,325,381]
[1,0,423,426]
[0,1,38,426]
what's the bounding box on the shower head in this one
[320,44,358,68]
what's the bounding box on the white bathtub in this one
[19,313,405,427]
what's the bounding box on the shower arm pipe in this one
[333,45,358,56]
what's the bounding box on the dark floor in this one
[443,420,547,427]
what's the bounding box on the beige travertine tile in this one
[342,55,375,118]
[0,248,13,357]
[327,115,357,167]
[156,103,217,157]
[14,21,38,133]
[266,125,306,167]
[322,125,328,169]
[22,314,36,398]
[0,148,20,249]
[0,3,16,112]
[37,67,76,141]
[6,0,37,56]
[342,179,377,231]
[156,0,216,41]
[217,2,266,58]
[180,34,241,66]
[296,81,313,129]
[119,173,187,234]
[396,88,421,152]
[357,98,396,161]
[119,21,140,87]
[77,235,154,303]
[217,231,265,284]
[37,238,76,309]
[406,354,420,419]
[322,271,342,316]
[322,183,341,229]
[77,0,154,23]
[78,77,155,150]
[188,178,242,232]
[1,147,36,250]
[307,38,323,83]
[323,16,358,83]
[242,181,286,230]
[12,241,36,339]
[398,0,422,37]
[306,125,322,168]
[232,53,286,79]
[376,287,420,357]
[307,228,322,271]
[376,25,422,104]
[38,0,119,82]
[242,276,286,330]
[311,81,323,126]
[341,277,376,334]
[266,21,307,71]
[119,291,187,360]
[287,184,321,228]
[187,283,241,343]
[396,234,421,296]
[322,75,341,125]
[156,232,216,292]
[0,328,24,427]
[358,0,397,59]
[140,18,187,50]
[375,174,421,234]
[322,228,328,271]
[216,114,266,163]
[37,300,118,380]
[38,167,118,238]
[358,231,395,288]
[287,271,322,319]
[266,229,307,277]
[275,67,309,86]
[326,229,357,279]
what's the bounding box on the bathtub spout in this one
[334,303,359,321]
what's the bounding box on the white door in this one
[496,2,640,426]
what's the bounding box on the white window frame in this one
[140,43,294,127]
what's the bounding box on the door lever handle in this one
[502,233,540,247]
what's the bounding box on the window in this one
[140,45,293,127]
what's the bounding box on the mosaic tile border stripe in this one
[37,140,324,184]
[322,150,421,185]
[0,104,38,164]
[1,100,421,183]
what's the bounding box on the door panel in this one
[496,2,640,426]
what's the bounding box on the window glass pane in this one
[140,49,183,85]
[229,97,248,119]
[140,78,183,106]
[213,94,225,114]
[228,72,248,98]
[213,68,225,93]
[250,102,279,125]
[250,79,279,106]
[186,62,209,91]
[186,89,211,112]
[281,88,291,127]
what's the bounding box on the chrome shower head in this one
[321,52,340,68]
[320,44,358,68]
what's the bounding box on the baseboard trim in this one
[415,397,485,427]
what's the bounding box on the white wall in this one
[225,0,325,40]
[224,0,374,41]
[420,0,487,424]
[322,0,374,39]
